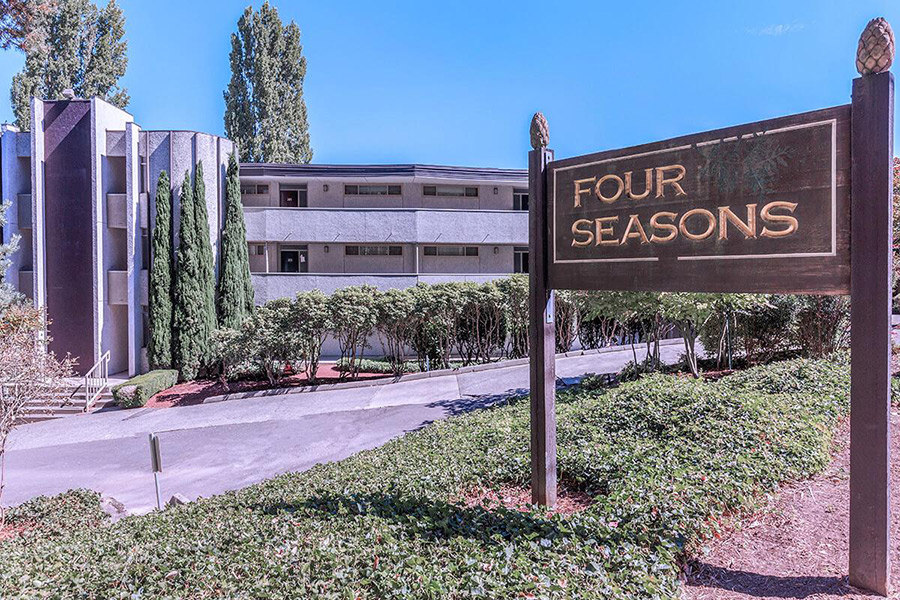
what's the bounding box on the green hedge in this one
[111,369,178,408]
[0,356,850,598]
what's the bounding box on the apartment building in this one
[238,164,530,303]
[1,96,233,376]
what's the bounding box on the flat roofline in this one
[239,163,527,182]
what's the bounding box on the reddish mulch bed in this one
[460,484,594,516]
[683,410,900,599]
[145,363,388,408]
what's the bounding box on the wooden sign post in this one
[527,17,894,595]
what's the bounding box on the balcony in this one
[107,269,149,305]
[17,194,31,228]
[242,207,528,246]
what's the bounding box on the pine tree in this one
[223,1,312,163]
[10,0,128,130]
[147,170,173,369]
[217,153,255,328]
[172,170,204,380]
[193,161,217,361]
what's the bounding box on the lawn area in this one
[0,356,851,599]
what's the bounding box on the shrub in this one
[0,356,851,598]
[329,285,378,379]
[737,295,797,363]
[410,282,459,370]
[496,274,529,359]
[455,282,506,365]
[294,290,331,383]
[374,288,417,376]
[112,369,178,408]
[792,295,850,358]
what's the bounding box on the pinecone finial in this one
[530,112,549,150]
[857,17,894,75]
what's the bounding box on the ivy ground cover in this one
[0,356,850,599]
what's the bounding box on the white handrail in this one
[83,351,110,410]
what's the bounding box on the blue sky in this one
[0,0,897,167]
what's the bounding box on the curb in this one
[203,338,684,405]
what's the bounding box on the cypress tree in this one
[217,152,255,328]
[172,170,204,380]
[147,170,173,369]
[192,161,217,357]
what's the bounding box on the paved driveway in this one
[2,341,685,513]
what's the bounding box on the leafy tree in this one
[244,298,299,386]
[0,200,22,310]
[172,171,207,380]
[192,161,217,365]
[10,0,128,130]
[293,290,330,383]
[0,0,51,51]
[496,275,529,359]
[374,288,416,375]
[328,285,377,380]
[147,171,173,369]
[223,1,312,163]
[217,153,254,328]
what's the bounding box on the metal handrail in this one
[83,351,110,410]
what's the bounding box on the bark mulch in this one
[144,363,387,408]
[683,410,900,599]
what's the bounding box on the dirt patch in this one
[683,411,900,599]
[145,363,388,408]
[461,484,594,516]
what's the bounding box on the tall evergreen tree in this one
[223,1,312,163]
[217,152,255,328]
[193,160,217,359]
[10,0,128,130]
[172,171,204,380]
[147,170,173,370]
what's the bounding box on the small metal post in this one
[149,433,163,510]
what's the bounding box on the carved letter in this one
[625,168,652,201]
[571,219,594,247]
[760,201,799,238]
[649,211,678,243]
[718,204,757,240]
[655,164,687,198]
[573,177,595,209]
[679,208,716,241]
[595,174,624,203]
[620,214,650,245]
[595,216,620,246]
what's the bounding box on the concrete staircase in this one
[17,385,116,424]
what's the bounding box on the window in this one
[513,189,529,211]
[279,184,307,208]
[241,183,269,195]
[423,185,479,197]
[514,246,529,273]
[251,244,265,256]
[344,184,401,196]
[345,245,403,256]
[423,246,478,257]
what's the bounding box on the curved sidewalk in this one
[2,340,685,513]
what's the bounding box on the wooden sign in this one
[528,16,895,597]
[547,106,850,294]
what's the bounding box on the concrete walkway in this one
[2,340,685,514]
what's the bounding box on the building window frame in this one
[344,184,402,196]
[513,246,529,273]
[513,189,529,211]
[345,245,403,256]
[423,185,479,198]
[240,183,270,195]
[423,245,479,257]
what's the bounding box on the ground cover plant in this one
[0,356,851,598]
